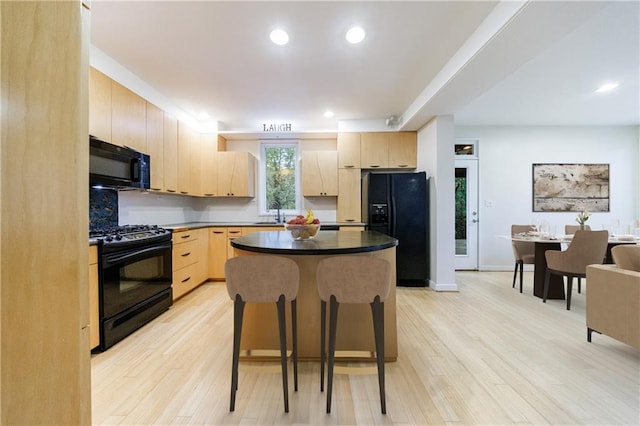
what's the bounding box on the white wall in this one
[456,125,640,270]
[418,115,457,290]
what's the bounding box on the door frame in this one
[454,149,479,270]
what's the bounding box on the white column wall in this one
[456,125,640,270]
[418,115,457,291]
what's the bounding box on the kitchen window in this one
[259,141,300,216]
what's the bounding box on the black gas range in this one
[91,224,172,252]
[91,224,173,351]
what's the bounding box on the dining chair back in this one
[563,224,592,293]
[511,225,535,293]
[225,255,300,413]
[316,255,392,414]
[543,230,608,310]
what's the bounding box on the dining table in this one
[510,232,639,300]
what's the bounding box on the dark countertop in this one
[230,230,397,255]
[163,221,366,232]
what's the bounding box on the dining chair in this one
[511,225,535,293]
[225,255,300,413]
[543,230,608,310]
[564,224,592,293]
[316,255,392,414]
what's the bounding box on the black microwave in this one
[89,136,150,190]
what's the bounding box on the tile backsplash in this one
[90,188,118,230]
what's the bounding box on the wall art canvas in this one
[532,163,609,212]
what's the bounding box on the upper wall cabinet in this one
[302,151,338,196]
[337,133,361,168]
[111,80,147,153]
[360,132,417,169]
[217,152,256,197]
[388,132,417,169]
[163,113,179,194]
[89,68,112,142]
[177,121,201,196]
[146,102,164,192]
[201,134,219,197]
[360,132,389,168]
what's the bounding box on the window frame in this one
[259,140,301,216]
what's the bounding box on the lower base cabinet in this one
[172,228,208,300]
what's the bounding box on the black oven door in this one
[101,241,172,319]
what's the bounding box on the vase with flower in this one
[576,210,590,230]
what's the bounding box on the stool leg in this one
[291,299,298,392]
[371,296,386,414]
[578,277,582,294]
[512,261,518,288]
[326,296,339,414]
[230,295,245,412]
[566,277,573,311]
[276,295,289,413]
[519,262,524,293]
[320,300,326,392]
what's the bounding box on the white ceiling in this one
[90,1,639,135]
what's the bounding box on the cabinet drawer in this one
[173,230,198,244]
[172,262,199,301]
[173,239,198,270]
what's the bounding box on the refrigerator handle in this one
[389,176,396,236]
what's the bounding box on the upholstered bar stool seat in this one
[225,255,299,413]
[316,255,392,414]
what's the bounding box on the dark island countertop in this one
[163,221,366,232]
[230,230,397,255]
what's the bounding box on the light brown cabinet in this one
[226,227,243,259]
[111,80,147,152]
[172,229,207,301]
[302,151,338,196]
[337,133,361,168]
[388,132,417,169]
[201,134,219,197]
[163,113,179,193]
[146,102,164,191]
[360,132,417,169]
[360,132,389,169]
[89,67,112,141]
[177,121,200,195]
[217,152,257,197]
[337,168,362,222]
[208,228,228,280]
[89,246,99,351]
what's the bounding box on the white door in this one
[454,158,479,270]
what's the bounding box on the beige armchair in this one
[543,230,608,310]
[586,245,640,349]
[511,225,535,293]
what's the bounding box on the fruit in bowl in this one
[285,210,320,240]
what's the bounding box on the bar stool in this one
[316,255,392,414]
[225,255,299,413]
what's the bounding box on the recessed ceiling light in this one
[595,82,619,93]
[323,110,335,118]
[270,29,289,46]
[345,26,365,44]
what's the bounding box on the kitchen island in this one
[231,230,398,361]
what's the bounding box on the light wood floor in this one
[91,272,640,425]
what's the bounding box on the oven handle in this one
[103,243,172,267]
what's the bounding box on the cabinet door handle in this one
[167,189,176,193]
[370,165,380,168]
[181,235,191,239]
[398,164,408,168]
[181,276,191,283]
[213,231,224,234]
[180,191,189,194]
[344,165,354,168]
[181,252,191,257]
[345,219,355,222]
[203,193,214,196]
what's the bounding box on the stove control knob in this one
[115,234,123,241]
[105,236,113,242]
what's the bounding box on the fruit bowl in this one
[285,223,321,240]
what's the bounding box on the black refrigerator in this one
[362,172,429,287]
